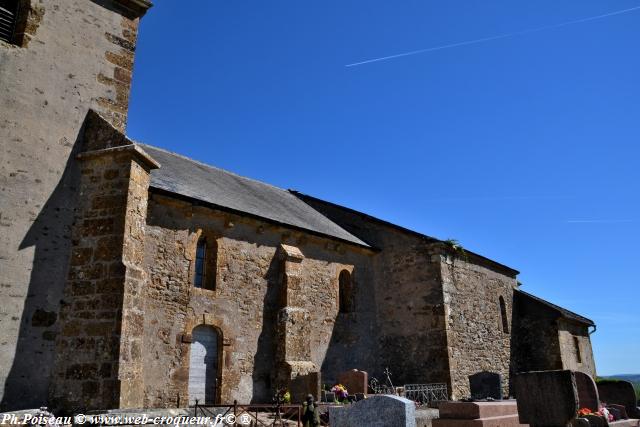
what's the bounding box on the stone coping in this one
[77,144,161,170]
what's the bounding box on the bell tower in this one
[0,0,151,411]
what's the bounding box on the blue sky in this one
[127,1,640,375]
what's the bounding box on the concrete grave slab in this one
[434,400,526,427]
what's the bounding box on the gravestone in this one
[324,391,336,403]
[434,401,525,427]
[514,370,579,427]
[597,381,640,418]
[329,394,416,427]
[574,371,599,412]
[338,369,369,395]
[583,414,607,427]
[469,371,502,400]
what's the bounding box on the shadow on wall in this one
[1,121,85,411]
[321,270,380,389]
[508,297,520,397]
[321,311,361,386]
[250,255,281,403]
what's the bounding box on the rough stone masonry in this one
[0,0,597,412]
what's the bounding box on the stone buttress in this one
[50,111,159,411]
[273,244,321,402]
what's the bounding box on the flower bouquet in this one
[331,384,349,402]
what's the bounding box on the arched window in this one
[339,270,353,313]
[499,296,509,334]
[194,237,217,290]
[194,238,207,288]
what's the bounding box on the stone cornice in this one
[77,144,161,170]
[100,0,152,19]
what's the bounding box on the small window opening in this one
[338,270,353,313]
[499,296,509,334]
[573,336,582,363]
[194,238,207,288]
[0,0,19,44]
[194,237,217,290]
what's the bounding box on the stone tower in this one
[0,0,151,411]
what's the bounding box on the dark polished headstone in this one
[469,371,503,400]
[597,380,640,418]
[514,370,579,427]
[574,371,599,412]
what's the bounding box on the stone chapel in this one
[0,0,597,413]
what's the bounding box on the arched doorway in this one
[188,325,220,405]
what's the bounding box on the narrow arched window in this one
[499,296,509,334]
[339,270,353,313]
[573,336,582,363]
[194,237,217,290]
[194,238,207,288]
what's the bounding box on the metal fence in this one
[193,400,330,426]
[404,383,448,406]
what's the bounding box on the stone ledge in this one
[279,244,304,261]
[439,401,520,420]
[77,144,161,170]
[105,0,153,19]
[433,414,526,427]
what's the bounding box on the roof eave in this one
[148,186,375,251]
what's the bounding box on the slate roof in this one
[515,288,595,326]
[291,191,520,276]
[139,144,369,247]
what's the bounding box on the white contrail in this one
[345,5,640,67]
[566,219,634,224]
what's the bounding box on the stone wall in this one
[510,291,563,378]
[0,0,148,410]
[141,194,375,406]
[510,291,596,385]
[292,196,452,388]
[558,319,596,379]
[49,142,158,412]
[438,254,517,399]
